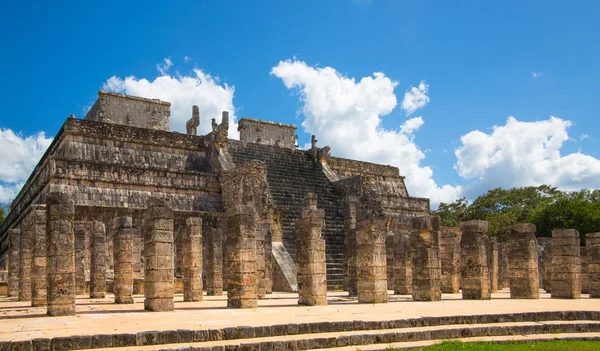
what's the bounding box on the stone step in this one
[72,318,600,351]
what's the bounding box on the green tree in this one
[0,207,5,226]
[431,197,469,227]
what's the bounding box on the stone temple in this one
[0,90,429,294]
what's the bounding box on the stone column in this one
[205,217,223,296]
[75,224,87,295]
[488,237,499,293]
[255,217,268,299]
[90,220,107,298]
[581,246,590,294]
[393,229,412,295]
[29,205,47,307]
[411,216,442,301]
[356,216,388,304]
[183,217,203,302]
[508,224,539,299]
[385,234,395,290]
[537,237,551,292]
[342,196,358,296]
[19,217,32,302]
[543,240,552,293]
[586,233,600,298]
[551,229,581,299]
[46,192,76,316]
[114,216,134,304]
[144,198,175,311]
[440,228,460,294]
[296,193,327,306]
[225,198,257,309]
[8,228,20,297]
[459,220,491,300]
[498,242,510,289]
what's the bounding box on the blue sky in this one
[0,0,599,206]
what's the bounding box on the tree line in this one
[431,185,600,242]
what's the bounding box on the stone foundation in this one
[508,224,539,299]
[551,229,581,299]
[114,217,134,304]
[183,217,203,302]
[46,192,76,316]
[459,220,490,300]
[295,193,327,306]
[144,198,175,311]
[410,216,441,302]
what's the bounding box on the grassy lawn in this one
[403,340,600,351]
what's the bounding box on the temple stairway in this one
[228,141,345,288]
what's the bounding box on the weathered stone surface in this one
[411,216,441,301]
[183,217,203,302]
[581,246,590,294]
[144,198,175,311]
[508,224,539,299]
[393,229,412,295]
[8,228,20,297]
[114,216,134,304]
[487,237,499,293]
[551,229,581,299]
[342,195,358,296]
[543,239,552,292]
[28,205,47,306]
[19,215,32,302]
[497,242,510,289]
[205,217,223,296]
[460,220,491,300]
[90,220,107,298]
[537,237,551,292]
[587,232,600,298]
[440,227,460,294]
[356,216,387,304]
[46,192,76,316]
[296,193,327,306]
[74,224,87,295]
[225,190,257,309]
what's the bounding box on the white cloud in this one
[455,116,600,198]
[103,66,237,135]
[401,80,430,116]
[0,129,53,203]
[271,59,460,206]
[157,57,173,76]
[531,72,544,79]
[184,56,192,63]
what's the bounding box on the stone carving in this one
[144,198,175,311]
[46,192,76,316]
[114,216,134,304]
[186,105,200,136]
[295,193,327,306]
[183,217,203,302]
[551,229,581,299]
[90,220,107,299]
[411,216,442,301]
[508,224,539,299]
[460,220,491,300]
[211,118,218,132]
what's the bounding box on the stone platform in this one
[1,289,600,350]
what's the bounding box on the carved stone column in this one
[393,229,412,295]
[581,246,590,294]
[8,228,20,297]
[411,216,442,301]
[205,217,223,296]
[537,237,551,292]
[497,242,510,289]
[114,216,134,304]
[459,220,491,300]
[543,240,553,293]
[183,217,203,302]
[508,224,539,299]
[255,216,268,299]
[75,223,87,295]
[586,233,600,298]
[440,227,460,294]
[29,205,47,307]
[225,197,257,309]
[144,198,175,311]
[488,237,499,293]
[551,229,581,299]
[19,216,32,302]
[356,216,388,304]
[296,193,327,306]
[90,220,107,298]
[46,192,76,316]
[342,196,358,296]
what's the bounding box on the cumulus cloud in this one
[455,116,600,198]
[103,62,237,135]
[0,129,53,203]
[271,59,460,206]
[401,80,430,116]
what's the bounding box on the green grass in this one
[401,340,600,351]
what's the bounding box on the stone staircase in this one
[228,141,345,288]
[7,311,600,351]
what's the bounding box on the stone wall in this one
[238,118,297,149]
[85,91,170,131]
